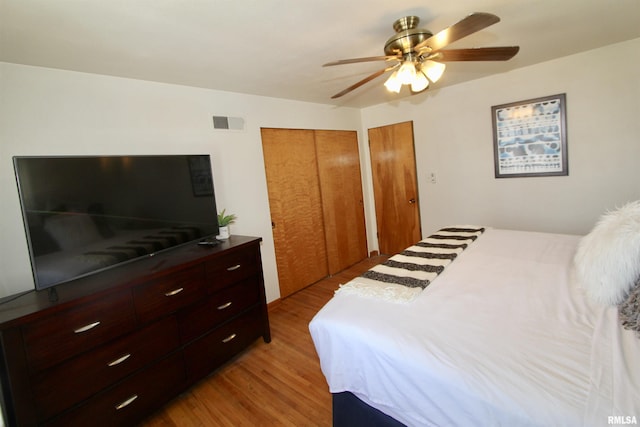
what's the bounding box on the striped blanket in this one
[336,226,485,303]
[80,226,202,266]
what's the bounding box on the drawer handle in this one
[226,264,241,271]
[222,333,237,343]
[164,287,184,297]
[115,394,138,410]
[74,321,101,334]
[107,353,131,367]
[217,301,233,310]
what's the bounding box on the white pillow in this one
[574,200,640,306]
[44,213,102,251]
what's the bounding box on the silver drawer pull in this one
[74,321,101,334]
[115,394,138,410]
[226,264,241,271]
[222,333,237,343]
[217,302,232,310]
[107,353,131,367]
[164,287,184,297]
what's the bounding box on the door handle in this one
[408,198,416,204]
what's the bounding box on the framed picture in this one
[491,93,567,178]
[188,155,214,196]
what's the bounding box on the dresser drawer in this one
[178,276,261,344]
[133,264,205,324]
[183,305,263,381]
[45,353,186,427]
[23,291,136,373]
[205,245,261,292]
[33,315,180,422]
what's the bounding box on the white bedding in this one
[33,226,202,287]
[309,228,640,426]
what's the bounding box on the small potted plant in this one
[217,209,237,240]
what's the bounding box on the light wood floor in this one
[142,255,387,427]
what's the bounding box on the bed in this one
[31,211,203,287]
[309,206,640,426]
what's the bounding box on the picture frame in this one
[491,93,567,178]
[188,155,214,196]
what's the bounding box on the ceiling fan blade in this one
[414,12,500,53]
[323,55,400,66]
[438,46,520,61]
[330,68,390,99]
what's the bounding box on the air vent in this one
[212,116,245,131]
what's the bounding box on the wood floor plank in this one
[141,256,386,426]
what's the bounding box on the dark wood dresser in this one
[0,235,270,426]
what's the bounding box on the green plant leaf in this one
[217,209,237,226]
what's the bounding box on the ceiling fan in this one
[324,12,519,99]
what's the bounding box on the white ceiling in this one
[1,0,639,108]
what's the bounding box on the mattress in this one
[309,228,640,426]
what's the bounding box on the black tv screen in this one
[13,155,220,290]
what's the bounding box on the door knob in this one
[409,198,416,204]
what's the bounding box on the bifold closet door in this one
[261,128,329,298]
[315,130,367,274]
[261,128,368,298]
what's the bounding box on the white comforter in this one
[309,228,640,426]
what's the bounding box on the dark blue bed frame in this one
[332,392,406,427]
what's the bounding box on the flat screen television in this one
[13,155,220,291]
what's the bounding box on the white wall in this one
[361,38,640,244]
[0,63,364,301]
[1,38,639,302]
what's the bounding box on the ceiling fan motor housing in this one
[384,16,433,56]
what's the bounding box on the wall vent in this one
[212,116,245,131]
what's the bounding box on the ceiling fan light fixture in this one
[396,61,417,85]
[421,60,446,83]
[325,13,519,99]
[411,71,429,92]
[384,71,402,93]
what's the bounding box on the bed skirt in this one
[332,392,406,427]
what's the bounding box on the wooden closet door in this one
[368,121,422,255]
[315,130,368,274]
[261,128,329,298]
